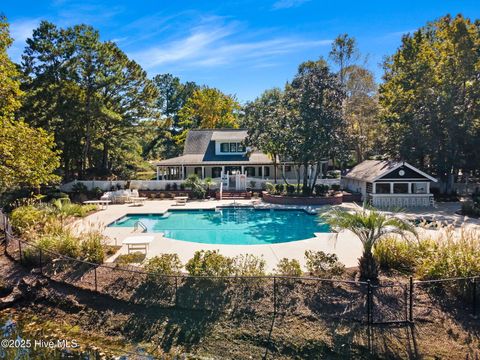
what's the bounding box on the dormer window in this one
[220,142,244,153]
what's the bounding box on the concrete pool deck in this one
[79,199,480,272]
[78,199,362,271]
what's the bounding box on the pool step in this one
[216,191,251,200]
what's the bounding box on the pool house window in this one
[393,183,409,194]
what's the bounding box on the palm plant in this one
[323,206,417,281]
[203,177,216,195]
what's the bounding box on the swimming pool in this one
[109,208,330,245]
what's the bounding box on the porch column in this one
[427,182,430,193]
[202,166,205,179]
[372,183,376,194]
[241,165,244,175]
[262,166,264,180]
[390,183,394,194]
[282,164,286,179]
[222,166,225,176]
[408,182,412,194]
[156,166,160,181]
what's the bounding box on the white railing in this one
[60,177,340,192]
[370,193,434,208]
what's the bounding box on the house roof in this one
[156,129,272,166]
[343,160,437,182]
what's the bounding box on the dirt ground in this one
[0,254,479,359]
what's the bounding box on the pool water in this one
[109,208,330,245]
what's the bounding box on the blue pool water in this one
[109,208,329,245]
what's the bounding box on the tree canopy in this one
[20,21,159,180]
[380,14,480,190]
[0,15,60,198]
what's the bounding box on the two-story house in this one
[156,129,275,181]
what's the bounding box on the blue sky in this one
[3,0,479,102]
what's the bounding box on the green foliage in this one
[274,258,302,276]
[265,182,275,194]
[185,250,234,276]
[330,184,341,192]
[144,254,183,278]
[314,184,329,196]
[304,250,345,277]
[374,237,417,274]
[115,252,145,266]
[184,174,206,199]
[71,183,88,194]
[324,206,416,280]
[80,231,105,263]
[10,206,45,233]
[176,87,240,145]
[233,254,266,277]
[461,200,480,217]
[21,21,159,181]
[380,15,480,190]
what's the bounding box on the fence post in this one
[273,277,277,315]
[94,267,98,292]
[409,277,414,323]
[367,280,373,325]
[18,239,22,264]
[174,276,178,307]
[472,278,477,316]
[39,248,43,275]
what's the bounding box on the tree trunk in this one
[358,250,378,281]
[302,163,310,195]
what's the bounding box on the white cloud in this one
[272,0,310,10]
[130,21,331,71]
[8,18,40,63]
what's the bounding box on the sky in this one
[2,0,479,102]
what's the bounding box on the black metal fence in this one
[1,214,478,325]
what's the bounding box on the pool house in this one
[341,160,437,207]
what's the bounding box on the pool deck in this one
[79,199,479,272]
[78,199,362,271]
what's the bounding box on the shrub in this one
[80,231,105,263]
[286,185,295,195]
[184,174,206,199]
[461,200,480,217]
[304,250,345,277]
[91,187,103,199]
[165,183,171,191]
[144,254,183,278]
[115,252,145,266]
[249,180,256,189]
[415,226,480,279]
[274,184,284,194]
[172,183,178,191]
[10,206,46,233]
[314,184,329,196]
[274,258,302,276]
[71,182,88,194]
[374,237,417,274]
[185,250,234,276]
[330,184,341,192]
[233,254,266,276]
[265,182,275,194]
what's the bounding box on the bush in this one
[330,184,341,192]
[71,183,88,194]
[185,250,234,276]
[374,237,417,274]
[286,185,295,195]
[80,231,105,263]
[304,250,345,277]
[415,226,480,279]
[165,183,171,191]
[91,187,103,199]
[233,254,266,276]
[274,184,284,194]
[461,200,480,217]
[115,252,145,266]
[249,180,257,189]
[172,183,178,191]
[144,254,183,279]
[184,174,206,199]
[274,258,302,276]
[265,182,275,194]
[314,184,329,196]
[10,206,46,233]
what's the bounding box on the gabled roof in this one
[343,160,437,182]
[156,129,272,166]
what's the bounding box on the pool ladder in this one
[134,220,147,233]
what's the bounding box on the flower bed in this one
[262,191,343,205]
